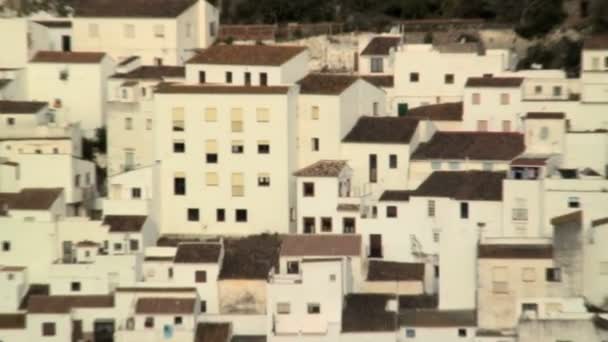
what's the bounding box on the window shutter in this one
[256,108,270,122]
[206,172,219,186]
[205,140,217,153]
[204,108,217,122]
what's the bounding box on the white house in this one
[27,51,115,135]
[358,36,401,75]
[71,0,219,66]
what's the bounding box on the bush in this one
[515,0,566,39]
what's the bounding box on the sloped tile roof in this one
[0,100,47,114]
[465,77,523,88]
[399,309,476,327]
[478,244,553,259]
[298,74,358,95]
[293,160,347,177]
[135,297,196,314]
[219,234,281,280]
[412,171,506,201]
[174,243,222,263]
[280,234,361,257]
[1,188,63,210]
[30,51,106,64]
[343,116,419,144]
[195,323,231,342]
[74,0,200,18]
[367,261,424,281]
[379,190,412,202]
[342,294,397,332]
[411,132,524,160]
[28,295,114,313]
[102,215,147,233]
[187,45,307,66]
[361,37,401,56]
[155,83,290,95]
[406,102,463,121]
[112,66,185,79]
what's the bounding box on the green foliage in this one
[517,37,582,76]
[515,0,566,39]
[590,0,608,33]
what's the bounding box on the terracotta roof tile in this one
[412,171,505,201]
[399,310,476,327]
[524,112,566,120]
[33,20,72,28]
[116,287,196,293]
[187,45,307,66]
[0,314,25,330]
[0,100,47,114]
[280,234,361,257]
[343,116,419,144]
[367,261,424,281]
[406,102,463,121]
[155,83,290,95]
[174,243,221,263]
[591,217,608,227]
[510,156,549,166]
[74,0,199,17]
[465,77,524,88]
[412,132,524,160]
[399,294,438,310]
[294,160,348,177]
[342,294,397,332]
[135,297,196,314]
[219,234,281,280]
[584,35,608,50]
[478,244,553,259]
[4,188,63,210]
[298,74,358,95]
[550,210,582,226]
[337,203,360,212]
[30,51,106,64]
[28,295,114,313]
[102,215,147,233]
[361,75,394,88]
[379,190,412,202]
[195,322,231,342]
[112,66,185,79]
[361,37,401,56]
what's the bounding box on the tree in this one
[515,0,566,38]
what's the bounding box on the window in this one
[174,316,182,325]
[369,154,377,183]
[174,176,186,195]
[186,23,192,38]
[154,58,163,66]
[311,138,320,151]
[53,147,59,154]
[431,161,441,170]
[303,217,315,234]
[125,117,133,130]
[311,106,320,120]
[540,126,550,140]
[256,108,270,122]
[232,173,244,197]
[500,93,510,105]
[409,72,419,82]
[445,74,454,84]
[605,56,608,68]
[258,173,270,187]
[209,22,216,36]
[199,71,206,84]
[534,85,542,94]
[144,317,154,328]
[522,267,536,282]
[546,268,561,282]
[235,209,248,222]
[206,140,218,163]
[398,103,408,116]
[389,154,398,169]
[512,208,528,221]
[303,182,315,197]
[371,57,384,73]
[6,117,15,126]
[492,267,508,293]
[460,202,469,219]
[482,162,493,171]
[260,72,268,86]
[187,208,199,222]
[88,23,99,38]
[75,174,81,187]
[141,87,147,97]
[329,274,336,281]
[204,108,217,122]
[433,231,440,243]
[131,188,142,199]
[502,120,511,132]
[244,72,251,86]
[386,206,398,218]
[231,140,244,154]
[568,196,580,208]
[173,140,185,153]
[114,243,122,251]
[428,200,435,217]
[458,328,467,337]
[287,261,300,274]
[599,261,608,275]
[154,24,165,38]
[71,282,81,292]
[42,322,56,336]
[553,86,562,97]
[307,303,321,314]
[405,328,415,338]
[206,172,219,186]
[225,71,232,84]
[195,270,207,283]
[472,93,481,105]
[146,119,152,130]
[277,302,290,314]
[130,239,139,251]
[477,120,488,131]
[216,209,225,222]
[448,161,461,170]
[231,108,243,132]
[321,217,332,232]
[257,141,270,154]
[124,24,135,38]
[343,217,356,233]
[172,107,185,131]
[200,301,207,313]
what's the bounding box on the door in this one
[62,241,73,263]
[62,35,71,52]
[369,154,377,183]
[94,320,115,342]
[124,150,134,171]
[71,320,82,342]
[369,234,382,258]
[199,71,206,84]
[398,103,408,117]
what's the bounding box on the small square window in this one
[287,261,299,274]
[188,208,199,222]
[303,182,315,197]
[129,239,139,251]
[568,197,580,208]
[231,141,244,154]
[114,243,122,251]
[534,85,542,94]
[7,273,14,280]
[405,328,415,338]
[445,74,454,84]
[546,268,561,282]
[144,317,154,328]
[2,241,10,252]
[307,303,321,314]
[258,174,271,187]
[131,188,142,199]
[386,206,398,218]
[195,270,207,283]
[42,322,56,336]
[206,153,218,163]
[174,316,183,325]
[7,117,15,125]
[216,209,225,222]
[329,274,336,282]
[173,141,185,153]
[458,328,467,337]
[71,282,81,292]
[389,154,398,169]
[236,209,247,222]
[431,161,441,170]
[200,301,207,313]
[311,138,320,151]
[258,143,270,154]
[410,72,419,82]
[321,217,332,232]
[277,302,290,314]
